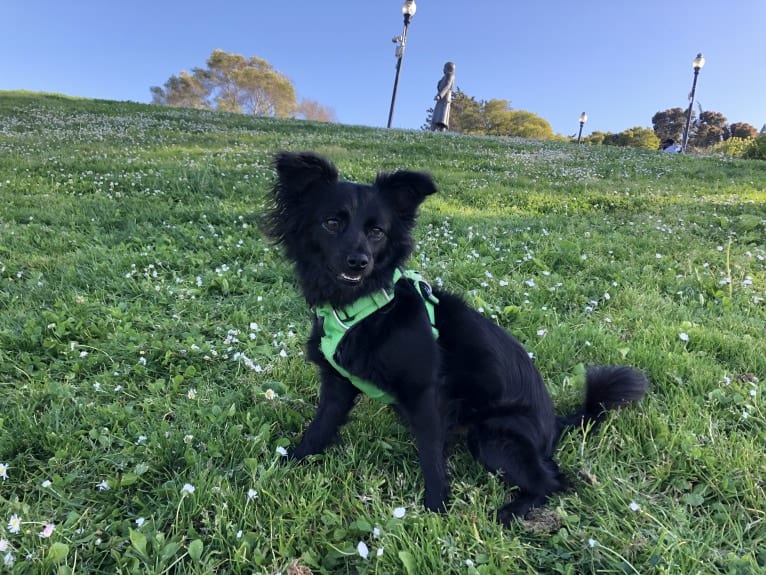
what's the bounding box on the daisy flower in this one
[0,463,8,480]
[181,483,195,495]
[187,388,197,400]
[264,389,276,400]
[38,524,55,539]
[7,514,21,534]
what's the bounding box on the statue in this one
[431,62,455,132]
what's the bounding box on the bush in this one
[711,137,754,158]
[742,134,766,160]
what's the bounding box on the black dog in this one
[264,151,649,524]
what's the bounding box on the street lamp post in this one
[387,0,417,129]
[681,53,705,153]
[577,112,588,144]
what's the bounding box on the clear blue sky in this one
[4,1,765,137]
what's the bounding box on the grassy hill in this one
[1,91,765,574]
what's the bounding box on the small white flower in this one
[603,292,611,301]
[679,332,689,342]
[0,539,7,552]
[275,446,288,457]
[3,552,14,568]
[138,356,147,366]
[392,507,406,519]
[750,389,756,398]
[499,280,508,287]
[372,527,381,539]
[0,463,7,480]
[137,435,147,444]
[236,530,243,539]
[247,488,258,500]
[629,501,641,512]
[38,524,55,538]
[742,411,750,420]
[537,329,547,337]
[7,514,21,534]
[264,389,276,400]
[524,279,536,287]
[96,480,110,491]
[527,352,535,359]
[279,349,288,358]
[41,479,52,488]
[357,541,369,559]
[588,537,597,548]
[135,517,145,527]
[187,388,197,400]
[377,547,384,557]
[181,483,195,495]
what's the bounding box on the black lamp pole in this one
[387,1,417,129]
[577,112,587,144]
[681,53,705,153]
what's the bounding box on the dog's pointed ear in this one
[273,151,338,199]
[374,170,437,215]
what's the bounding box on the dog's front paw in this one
[423,488,449,513]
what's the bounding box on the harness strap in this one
[315,269,439,404]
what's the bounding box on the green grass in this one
[1,90,765,574]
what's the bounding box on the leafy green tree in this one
[426,88,555,139]
[447,88,483,133]
[603,126,660,150]
[151,49,303,119]
[150,71,209,109]
[728,122,757,140]
[581,131,609,145]
[652,108,688,143]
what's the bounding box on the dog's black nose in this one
[346,253,369,270]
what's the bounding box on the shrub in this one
[711,137,754,158]
[742,134,766,160]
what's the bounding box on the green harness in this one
[315,269,439,404]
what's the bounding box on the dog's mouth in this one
[338,272,364,285]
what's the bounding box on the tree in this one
[651,108,688,143]
[447,88,483,133]
[150,71,209,109]
[151,49,332,120]
[690,110,728,149]
[728,122,758,140]
[296,99,337,122]
[581,131,609,145]
[424,88,555,139]
[603,127,660,150]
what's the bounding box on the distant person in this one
[431,62,456,132]
[660,138,681,153]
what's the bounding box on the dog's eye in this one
[367,227,385,241]
[322,218,340,234]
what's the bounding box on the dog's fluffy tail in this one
[556,366,649,438]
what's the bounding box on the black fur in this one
[264,151,649,524]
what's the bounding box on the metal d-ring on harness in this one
[315,268,439,404]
